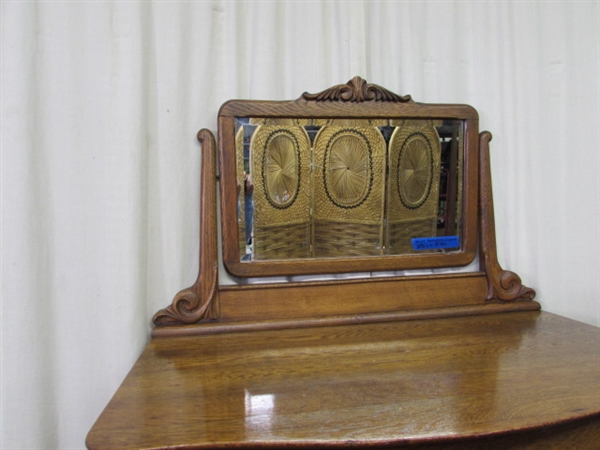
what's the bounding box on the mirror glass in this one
[234,118,464,262]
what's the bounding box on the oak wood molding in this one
[302,76,412,103]
[479,131,536,302]
[152,129,219,326]
[151,300,541,338]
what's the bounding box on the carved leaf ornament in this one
[303,76,412,103]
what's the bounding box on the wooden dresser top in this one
[87,311,600,449]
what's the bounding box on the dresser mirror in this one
[235,117,464,261]
[152,76,536,330]
[218,78,480,278]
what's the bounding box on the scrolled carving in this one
[302,76,411,103]
[497,269,536,301]
[152,129,220,327]
[153,283,218,326]
[479,131,536,302]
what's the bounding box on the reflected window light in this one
[245,390,275,431]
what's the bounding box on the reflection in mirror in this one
[235,118,463,261]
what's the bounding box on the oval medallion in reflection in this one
[325,132,372,209]
[263,132,300,209]
[397,132,433,209]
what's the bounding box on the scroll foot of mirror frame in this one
[479,131,537,302]
[152,129,219,328]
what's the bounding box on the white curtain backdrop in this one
[2,1,598,448]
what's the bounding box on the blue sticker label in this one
[411,236,460,251]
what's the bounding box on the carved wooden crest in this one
[302,76,412,103]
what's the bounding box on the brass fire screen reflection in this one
[239,119,452,260]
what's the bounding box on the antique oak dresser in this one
[86,78,600,449]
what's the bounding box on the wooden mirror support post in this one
[478,131,536,302]
[87,78,600,450]
[153,129,219,327]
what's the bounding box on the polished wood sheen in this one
[87,311,600,449]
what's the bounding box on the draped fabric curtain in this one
[2,1,598,448]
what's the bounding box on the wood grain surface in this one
[87,311,600,449]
